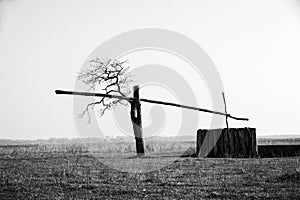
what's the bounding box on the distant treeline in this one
[1,135,300,146]
[257,137,300,145]
[0,135,196,145]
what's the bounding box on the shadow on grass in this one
[276,171,300,183]
[125,155,180,159]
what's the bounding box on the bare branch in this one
[77,58,133,123]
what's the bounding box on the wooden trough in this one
[196,128,258,158]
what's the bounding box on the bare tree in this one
[77,58,133,123]
[77,58,145,156]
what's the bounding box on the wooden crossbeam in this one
[55,89,249,121]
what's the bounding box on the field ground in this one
[0,144,300,199]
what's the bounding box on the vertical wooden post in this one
[244,128,251,157]
[233,129,241,157]
[222,92,230,157]
[130,85,145,157]
[223,128,230,157]
[228,128,235,157]
[196,130,207,157]
[222,92,229,130]
[196,130,204,156]
[211,130,218,157]
[217,129,224,157]
[239,130,247,157]
[250,128,258,158]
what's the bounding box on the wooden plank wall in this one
[196,128,258,158]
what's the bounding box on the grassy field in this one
[0,143,300,199]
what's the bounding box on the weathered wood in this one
[248,128,253,157]
[216,129,224,157]
[197,130,207,157]
[196,130,205,156]
[196,128,258,158]
[206,130,215,157]
[232,129,239,157]
[202,130,211,157]
[250,128,258,158]
[196,131,201,155]
[228,128,235,157]
[244,128,250,157]
[223,129,230,157]
[212,130,218,157]
[222,92,229,129]
[55,89,252,157]
[55,90,249,121]
[140,98,249,121]
[130,85,145,156]
[55,89,132,101]
[239,130,247,157]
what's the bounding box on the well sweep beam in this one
[55,89,249,121]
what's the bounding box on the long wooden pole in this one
[222,92,229,129]
[55,89,249,121]
[55,90,132,101]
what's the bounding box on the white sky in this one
[0,0,300,139]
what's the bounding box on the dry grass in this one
[0,143,299,199]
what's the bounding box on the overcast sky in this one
[1,0,300,139]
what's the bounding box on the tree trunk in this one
[130,85,145,157]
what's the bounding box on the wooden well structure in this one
[56,87,252,157]
[196,127,258,158]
